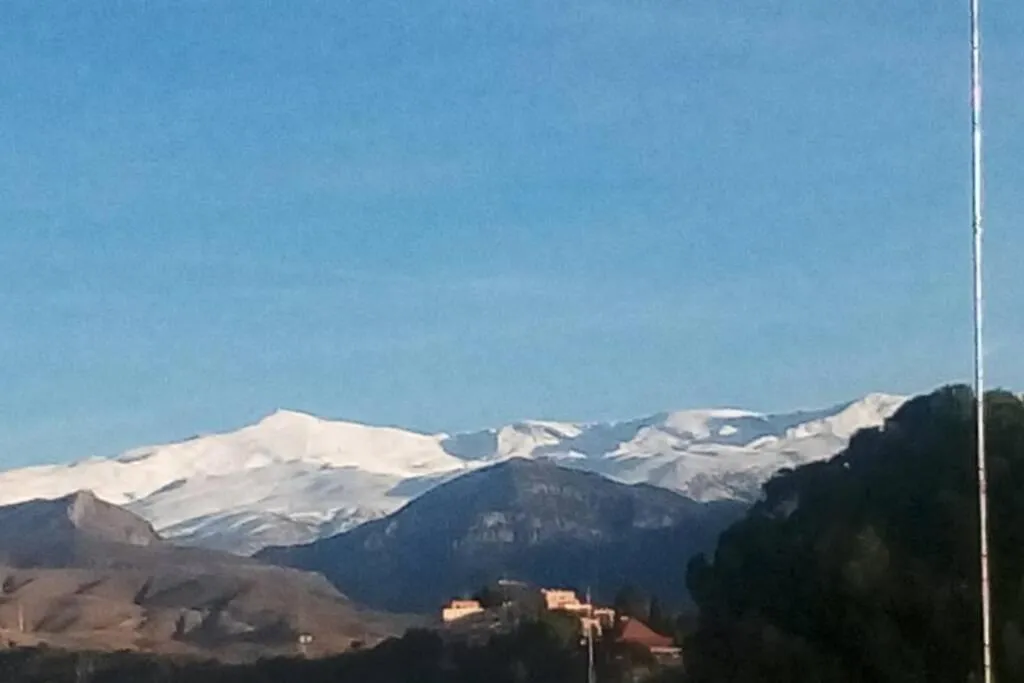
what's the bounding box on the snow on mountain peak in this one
[777,393,906,441]
[656,408,764,444]
[0,392,906,554]
[257,408,322,427]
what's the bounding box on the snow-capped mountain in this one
[0,393,905,554]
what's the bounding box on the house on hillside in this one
[442,586,619,640]
[617,617,682,665]
[441,599,484,623]
[541,588,582,611]
[540,588,616,635]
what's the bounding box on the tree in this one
[536,609,581,649]
[647,596,670,634]
[471,585,505,609]
[684,387,1024,683]
[613,584,649,621]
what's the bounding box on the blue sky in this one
[2,1,1023,467]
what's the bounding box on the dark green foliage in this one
[614,584,651,621]
[0,617,665,683]
[474,584,508,609]
[536,609,582,648]
[648,597,666,632]
[685,386,1024,682]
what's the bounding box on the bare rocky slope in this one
[0,492,406,661]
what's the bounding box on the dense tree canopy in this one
[685,386,1024,682]
[0,618,664,683]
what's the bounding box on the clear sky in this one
[2,1,1023,467]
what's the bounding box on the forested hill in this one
[685,385,1024,683]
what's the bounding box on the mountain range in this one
[0,394,905,555]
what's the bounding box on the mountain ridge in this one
[0,393,905,554]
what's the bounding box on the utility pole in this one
[969,0,993,680]
[586,587,595,683]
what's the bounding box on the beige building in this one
[541,589,585,612]
[441,599,484,623]
[541,589,617,635]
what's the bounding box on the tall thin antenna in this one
[969,0,993,679]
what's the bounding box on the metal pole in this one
[586,587,595,683]
[969,0,993,679]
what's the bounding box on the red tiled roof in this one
[618,617,674,649]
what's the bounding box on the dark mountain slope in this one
[259,458,744,612]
